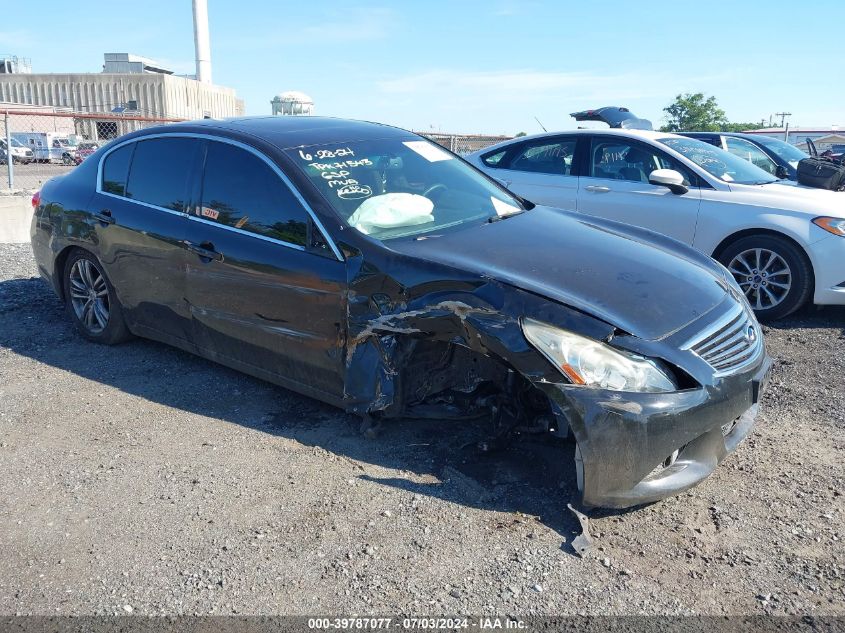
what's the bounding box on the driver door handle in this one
[93,209,115,225]
[184,240,223,261]
[584,185,611,193]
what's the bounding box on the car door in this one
[576,135,702,245]
[92,136,197,344]
[485,136,579,210]
[182,138,347,399]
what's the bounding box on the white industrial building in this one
[0,53,244,127]
[0,1,244,141]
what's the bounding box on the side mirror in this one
[774,165,789,179]
[648,169,688,195]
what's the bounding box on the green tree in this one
[720,122,765,132]
[660,93,728,132]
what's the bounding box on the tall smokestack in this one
[192,0,212,84]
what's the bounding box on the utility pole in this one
[774,112,792,128]
[4,111,13,189]
[774,112,792,142]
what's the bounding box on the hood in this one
[389,206,728,341]
[728,181,845,214]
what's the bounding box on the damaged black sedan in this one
[30,117,771,508]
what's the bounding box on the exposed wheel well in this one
[711,229,815,287]
[53,245,90,301]
[394,338,561,432]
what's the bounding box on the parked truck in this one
[11,132,78,164]
[0,138,35,164]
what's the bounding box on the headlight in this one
[522,318,676,392]
[813,216,845,237]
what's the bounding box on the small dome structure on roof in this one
[271,91,314,116]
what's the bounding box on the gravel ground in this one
[0,242,843,617]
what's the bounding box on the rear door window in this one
[507,138,577,175]
[125,137,197,211]
[101,143,134,196]
[197,140,309,246]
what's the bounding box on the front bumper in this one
[809,234,845,306]
[538,353,772,509]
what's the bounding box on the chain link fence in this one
[1,110,184,192]
[416,132,512,156]
[0,110,512,192]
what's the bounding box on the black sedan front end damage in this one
[342,276,769,509]
[537,328,769,508]
[334,203,772,510]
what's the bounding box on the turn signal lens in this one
[813,216,845,237]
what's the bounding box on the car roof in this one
[681,131,781,142]
[471,128,681,155]
[150,116,417,149]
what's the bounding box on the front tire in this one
[718,235,813,321]
[63,250,131,344]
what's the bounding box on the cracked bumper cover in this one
[537,353,772,509]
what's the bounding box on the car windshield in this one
[751,135,808,168]
[287,138,527,240]
[658,137,779,185]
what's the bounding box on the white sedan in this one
[467,129,845,319]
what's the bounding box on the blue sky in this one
[3,0,844,135]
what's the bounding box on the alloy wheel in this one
[68,259,110,334]
[727,248,792,311]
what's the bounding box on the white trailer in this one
[11,132,78,164]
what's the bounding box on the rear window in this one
[101,143,134,196]
[126,138,196,211]
[507,138,576,175]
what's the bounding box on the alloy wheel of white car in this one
[727,248,792,311]
[717,235,813,321]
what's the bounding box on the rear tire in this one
[63,250,132,344]
[718,235,812,321]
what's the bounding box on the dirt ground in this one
[0,242,842,617]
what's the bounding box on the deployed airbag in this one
[348,193,435,235]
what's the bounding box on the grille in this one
[683,303,763,375]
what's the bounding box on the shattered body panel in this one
[30,116,771,509]
[337,206,769,509]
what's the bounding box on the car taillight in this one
[31,191,41,209]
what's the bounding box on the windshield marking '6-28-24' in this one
[288,138,525,241]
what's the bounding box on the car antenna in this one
[534,117,547,132]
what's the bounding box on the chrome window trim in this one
[99,190,186,217]
[188,214,306,251]
[95,131,343,261]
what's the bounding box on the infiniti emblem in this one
[746,325,757,344]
